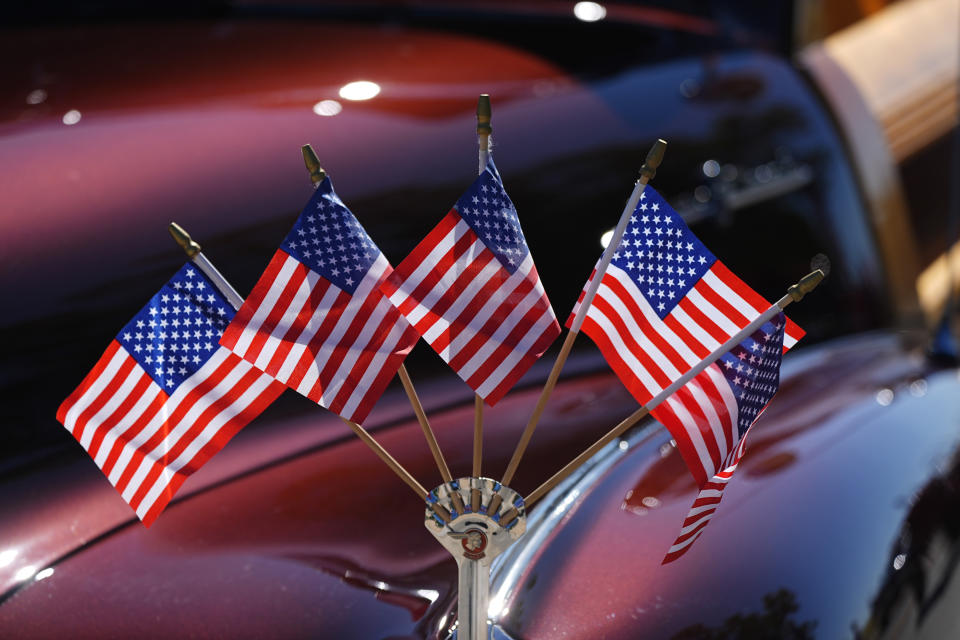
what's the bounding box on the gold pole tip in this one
[787,269,826,302]
[301,144,327,184]
[639,139,667,179]
[476,94,492,134]
[168,222,201,258]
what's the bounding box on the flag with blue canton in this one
[657,314,787,563]
[221,176,419,424]
[381,156,561,406]
[569,185,804,409]
[57,263,285,527]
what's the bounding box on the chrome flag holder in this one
[425,477,526,640]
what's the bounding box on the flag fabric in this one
[57,263,286,527]
[220,177,419,424]
[569,185,803,410]
[380,157,561,405]
[659,314,787,563]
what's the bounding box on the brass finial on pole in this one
[495,139,668,504]
[301,144,327,184]
[299,145,464,511]
[168,222,201,257]
[522,267,827,510]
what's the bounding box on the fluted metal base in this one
[425,477,526,640]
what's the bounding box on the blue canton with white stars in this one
[281,178,380,294]
[117,263,235,392]
[611,186,716,320]
[454,157,528,275]
[716,314,786,438]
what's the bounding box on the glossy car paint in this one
[1,10,956,640]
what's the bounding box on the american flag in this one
[381,158,560,405]
[220,178,419,424]
[570,185,803,408]
[659,315,787,563]
[57,263,286,527]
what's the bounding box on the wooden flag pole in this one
[518,269,826,511]
[168,221,431,504]
[471,95,492,512]
[299,144,464,512]
[495,140,668,499]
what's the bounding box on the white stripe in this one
[388,221,470,327]
[92,381,164,468]
[456,281,545,380]
[121,352,255,502]
[686,502,719,518]
[442,254,533,363]
[421,243,499,347]
[79,365,146,449]
[670,304,721,352]
[63,346,130,431]
[318,295,396,408]
[668,530,704,554]
[589,286,685,379]
[585,308,663,397]
[685,288,740,336]
[701,269,762,319]
[294,258,388,398]
[685,378,729,466]
[696,489,723,500]
[231,256,299,356]
[664,396,714,476]
[602,266,702,364]
[475,301,556,398]
[252,266,316,371]
[134,370,275,518]
[676,514,713,538]
[107,348,232,486]
[276,275,339,383]
[337,316,410,420]
[704,365,740,439]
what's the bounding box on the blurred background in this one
[0,0,957,489]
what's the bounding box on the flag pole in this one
[167,221,432,504]
[494,139,668,504]
[518,269,826,511]
[471,94,492,511]
[300,145,464,510]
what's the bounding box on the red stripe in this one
[673,384,723,474]
[382,211,460,305]
[287,289,352,388]
[348,324,420,423]
[58,341,123,427]
[694,278,749,328]
[412,234,486,337]
[695,369,735,453]
[598,275,691,373]
[127,359,262,511]
[86,370,154,461]
[306,285,387,402]
[467,296,550,396]
[650,401,708,487]
[327,303,404,417]
[428,249,498,355]
[242,259,310,363]
[221,250,289,351]
[113,353,237,495]
[447,273,536,372]
[71,356,138,440]
[580,316,656,406]
[484,317,560,405]
[589,294,673,390]
[264,278,333,378]
[710,261,766,313]
[677,297,728,344]
[397,225,473,329]
[99,391,166,478]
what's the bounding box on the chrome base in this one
[425,477,526,640]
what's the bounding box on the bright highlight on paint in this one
[339,81,381,101]
[312,100,343,116]
[574,2,607,22]
[600,228,614,248]
[62,110,82,125]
